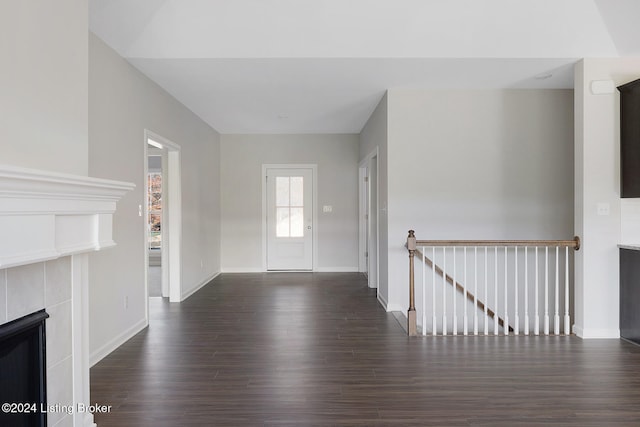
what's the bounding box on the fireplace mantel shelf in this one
[0,164,135,269]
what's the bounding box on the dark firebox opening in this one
[0,309,49,427]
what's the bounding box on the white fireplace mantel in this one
[0,164,134,427]
[0,164,135,269]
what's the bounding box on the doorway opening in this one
[147,152,163,298]
[359,150,379,290]
[144,130,182,321]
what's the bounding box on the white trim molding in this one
[0,164,135,269]
[90,317,148,367]
[315,267,359,272]
[377,293,389,311]
[573,325,620,339]
[181,271,221,301]
[221,267,264,273]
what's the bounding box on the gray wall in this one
[359,94,389,306]
[89,33,221,363]
[386,89,574,311]
[220,134,359,271]
[0,3,88,423]
[0,0,88,175]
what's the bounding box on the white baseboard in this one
[90,318,147,367]
[573,325,620,339]
[315,266,359,272]
[377,293,388,310]
[221,267,263,273]
[220,267,359,273]
[392,311,408,333]
[181,271,220,301]
[386,303,405,313]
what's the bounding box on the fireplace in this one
[0,165,133,427]
[0,309,49,427]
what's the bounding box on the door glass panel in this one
[149,172,161,192]
[149,213,162,249]
[148,172,162,250]
[276,177,290,207]
[274,175,305,238]
[290,177,304,206]
[150,192,162,211]
[290,207,304,237]
[276,207,290,237]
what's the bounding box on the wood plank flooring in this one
[91,273,640,426]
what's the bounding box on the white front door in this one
[266,168,313,270]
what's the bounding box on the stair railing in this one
[406,230,580,337]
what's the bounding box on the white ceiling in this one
[89,0,640,134]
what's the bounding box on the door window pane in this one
[290,177,304,206]
[276,207,290,237]
[148,173,162,193]
[276,177,290,207]
[150,192,162,211]
[148,172,162,250]
[290,207,304,237]
[149,214,162,249]
[274,175,305,238]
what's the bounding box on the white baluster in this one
[514,247,519,335]
[544,247,549,335]
[524,247,529,336]
[432,247,437,336]
[564,246,570,335]
[442,247,447,336]
[504,246,509,336]
[463,247,468,335]
[474,247,478,335]
[494,247,499,335]
[422,246,426,336]
[484,247,489,335]
[554,246,560,335]
[535,247,540,336]
[453,247,457,336]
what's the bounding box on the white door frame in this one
[358,166,368,275]
[359,148,379,289]
[368,156,379,289]
[262,164,318,271]
[144,130,183,318]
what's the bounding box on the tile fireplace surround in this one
[0,165,134,427]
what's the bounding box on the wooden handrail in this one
[405,230,581,336]
[414,247,513,333]
[415,237,580,250]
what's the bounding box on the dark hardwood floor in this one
[91,273,640,426]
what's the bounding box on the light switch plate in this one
[597,203,610,216]
[323,205,332,213]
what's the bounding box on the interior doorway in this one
[144,130,182,319]
[147,151,163,298]
[359,150,379,289]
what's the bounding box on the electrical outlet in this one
[200,259,204,269]
[323,205,333,213]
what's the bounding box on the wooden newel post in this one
[407,230,417,336]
